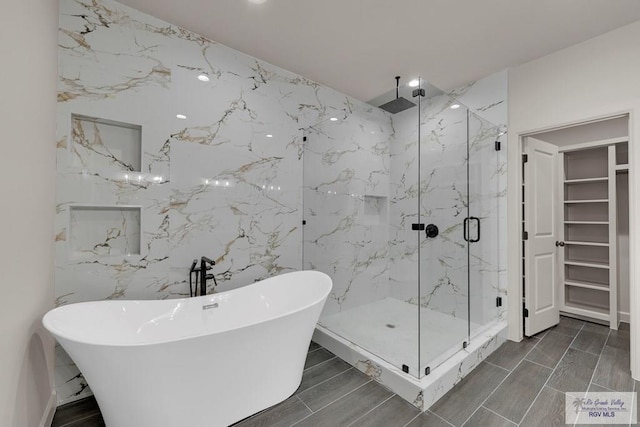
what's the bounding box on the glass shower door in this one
[417,80,470,376]
[468,111,504,337]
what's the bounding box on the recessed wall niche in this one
[363,195,388,225]
[70,114,142,172]
[69,205,141,259]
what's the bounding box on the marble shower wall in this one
[303,110,394,316]
[389,89,470,319]
[55,0,378,404]
[388,73,508,329]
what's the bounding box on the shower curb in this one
[312,321,507,411]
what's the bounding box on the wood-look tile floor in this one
[52,317,636,427]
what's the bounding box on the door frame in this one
[507,110,636,378]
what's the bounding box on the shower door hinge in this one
[302,220,306,225]
[402,364,409,374]
[412,223,425,231]
[412,88,425,98]
[522,230,528,240]
[425,366,431,376]
[522,153,528,163]
[463,341,468,349]
[496,296,503,307]
[495,140,501,151]
[523,307,529,318]
[303,136,307,142]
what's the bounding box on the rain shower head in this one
[379,76,416,114]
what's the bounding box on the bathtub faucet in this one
[200,256,218,296]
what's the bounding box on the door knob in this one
[555,241,565,247]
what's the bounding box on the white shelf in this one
[565,260,609,269]
[565,280,609,292]
[564,241,609,247]
[564,221,608,225]
[555,129,623,330]
[564,177,608,184]
[564,199,608,204]
[561,305,610,322]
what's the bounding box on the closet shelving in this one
[559,142,627,326]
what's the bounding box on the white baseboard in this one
[619,311,630,324]
[39,390,57,427]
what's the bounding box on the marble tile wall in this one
[303,73,507,375]
[387,75,508,341]
[55,0,382,404]
[303,110,394,316]
[54,0,507,405]
[389,89,471,321]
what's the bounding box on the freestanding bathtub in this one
[43,270,332,427]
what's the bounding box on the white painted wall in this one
[508,19,640,378]
[0,1,59,425]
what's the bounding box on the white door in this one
[524,137,560,336]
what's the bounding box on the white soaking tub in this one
[43,271,332,427]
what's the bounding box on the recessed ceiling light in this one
[266,134,273,138]
[176,114,187,119]
[197,74,210,82]
[408,79,420,87]
[450,104,461,110]
[330,117,338,122]
[248,0,267,3]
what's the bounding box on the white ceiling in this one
[117,0,640,102]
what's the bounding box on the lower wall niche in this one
[69,205,141,259]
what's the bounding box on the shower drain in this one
[386,324,396,329]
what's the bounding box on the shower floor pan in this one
[313,297,507,411]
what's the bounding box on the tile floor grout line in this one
[482,359,513,373]
[401,413,422,427]
[403,409,456,427]
[297,365,354,396]
[457,331,548,427]
[589,381,616,391]
[344,393,396,427]
[306,347,323,356]
[295,395,313,414]
[289,379,373,426]
[544,382,568,395]
[575,328,613,427]
[58,412,101,427]
[521,357,556,371]
[480,405,518,426]
[518,321,586,426]
[303,355,336,372]
[426,409,456,427]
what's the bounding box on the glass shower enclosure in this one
[302,78,504,378]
